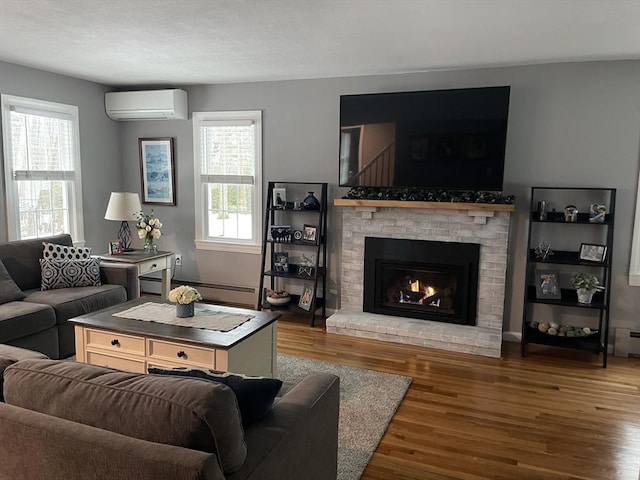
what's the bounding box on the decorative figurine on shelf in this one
[534,242,554,261]
[563,205,578,222]
[298,253,315,277]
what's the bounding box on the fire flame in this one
[409,280,436,298]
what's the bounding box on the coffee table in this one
[70,298,279,377]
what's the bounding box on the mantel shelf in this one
[333,199,515,212]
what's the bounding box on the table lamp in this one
[104,192,142,251]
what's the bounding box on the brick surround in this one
[326,204,512,357]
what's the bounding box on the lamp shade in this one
[104,192,142,221]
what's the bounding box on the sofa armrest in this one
[0,402,225,480]
[226,372,340,480]
[100,263,139,300]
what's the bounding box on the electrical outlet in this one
[175,254,182,266]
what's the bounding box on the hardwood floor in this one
[276,315,640,480]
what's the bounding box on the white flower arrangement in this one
[136,210,162,242]
[168,285,203,304]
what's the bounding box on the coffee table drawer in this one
[138,257,168,276]
[85,328,145,356]
[86,351,146,373]
[147,339,215,367]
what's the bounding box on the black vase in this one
[303,192,320,210]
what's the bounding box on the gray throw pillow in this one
[0,259,26,304]
[40,258,101,291]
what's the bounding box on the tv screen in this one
[339,86,510,191]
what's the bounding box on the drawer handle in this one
[176,351,186,358]
[151,263,157,268]
[111,339,120,346]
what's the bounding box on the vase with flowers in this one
[136,210,162,254]
[570,272,604,304]
[169,285,202,318]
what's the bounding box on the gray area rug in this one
[277,354,412,480]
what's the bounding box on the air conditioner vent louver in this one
[105,89,187,121]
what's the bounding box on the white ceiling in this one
[0,0,639,87]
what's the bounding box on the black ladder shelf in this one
[257,182,328,326]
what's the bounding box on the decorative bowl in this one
[266,295,291,306]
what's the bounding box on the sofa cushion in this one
[148,366,283,428]
[42,242,91,260]
[0,356,17,402]
[0,234,73,291]
[0,259,25,305]
[3,359,247,473]
[0,302,56,342]
[40,258,101,290]
[24,284,126,325]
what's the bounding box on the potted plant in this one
[570,272,604,304]
[168,285,202,318]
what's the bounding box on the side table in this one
[94,250,173,298]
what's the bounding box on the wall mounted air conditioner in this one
[105,89,188,120]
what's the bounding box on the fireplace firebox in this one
[363,237,480,325]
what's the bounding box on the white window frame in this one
[630,178,640,285]
[192,110,262,254]
[1,94,85,242]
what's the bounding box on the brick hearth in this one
[327,201,513,357]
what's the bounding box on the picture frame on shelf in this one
[272,188,286,209]
[108,240,123,255]
[535,270,561,300]
[139,137,176,206]
[589,203,607,223]
[579,243,607,263]
[298,285,314,311]
[273,251,289,272]
[270,225,292,242]
[302,224,317,244]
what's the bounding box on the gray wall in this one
[0,61,121,247]
[2,59,640,338]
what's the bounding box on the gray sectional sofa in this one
[0,234,138,359]
[0,357,340,480]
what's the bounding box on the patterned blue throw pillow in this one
[148,366,283,428]
[40,258,101,291]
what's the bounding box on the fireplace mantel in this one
[334,199,515,212]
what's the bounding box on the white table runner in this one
[113,302,253,332]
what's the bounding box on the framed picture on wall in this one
[139,137,176,205]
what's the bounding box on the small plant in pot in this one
[570,272,604,304]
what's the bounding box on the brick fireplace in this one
[326,200,513,357]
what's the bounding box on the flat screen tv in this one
[339,86,510,191]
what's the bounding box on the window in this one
[193,110,262,254]
[1,95,84,242]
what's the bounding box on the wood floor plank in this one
[275,314,640,480]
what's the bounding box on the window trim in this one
[1,94,85,242]
[630,179,640,285]
[192,110,262,254]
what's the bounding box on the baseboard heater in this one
[140,276,256,294]
[613,328,640,357]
